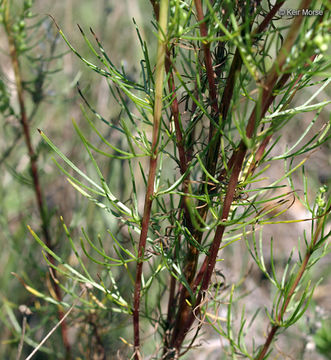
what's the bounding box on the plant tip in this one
[90,27,99,42]
[47,14,60,30]
[77,24,84,34]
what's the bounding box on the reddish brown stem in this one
[168,1,286,351]
[217,1,286,181]
[133,2,168,356]
[133,154,158,356]
[194,0,312,293]
[256,326,279,360]
[194,0,219,114]
[194,0,220,127]
[3,3,71,357]
[172,143,247,351]
[164,272,177,352]
[253,1,285,36]
[167,1,224,347]
[164,49,194,336]
[246,52,318,177]
[171,0,312,350]
[256,215,324,360]
[149,0,160,20]
[165,49,188,175]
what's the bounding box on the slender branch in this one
[163,47,195,342]
[259,0,313,107]
[171,0,313,350]
[194,0,220,180]
[164,273,177,352]
[255,213,326,360]
[3,1,71,357]
[217,0,286,181]
[194,0,219,118]
[252,1,285,36]
[165,48,188,175]
[167,0,256,349]
[245,53,318,177]
[133,1,168,357]
[149,0,160,20]
[172,142,247,351]
[25,287,86,360]
[168,0,283,349]
[197,0,312,306]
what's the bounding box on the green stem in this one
[133,1,168,358]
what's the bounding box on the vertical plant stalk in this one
[169,1,284,352]
[132,0,168,357]
[217,0,285,181]
[256,213,328,360]
[194,0,313,289]
[168,2,226,345]
[171,0,313,351]
[245,52,317,177]
[3,1,71,358]
[164,49,191,339]
[194,0,219,119]
[149,0,160,20]
[165,49,188,176]
[194,0,220,171]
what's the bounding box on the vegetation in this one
[0,0,330,359]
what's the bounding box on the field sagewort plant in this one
[15,0,331,359]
